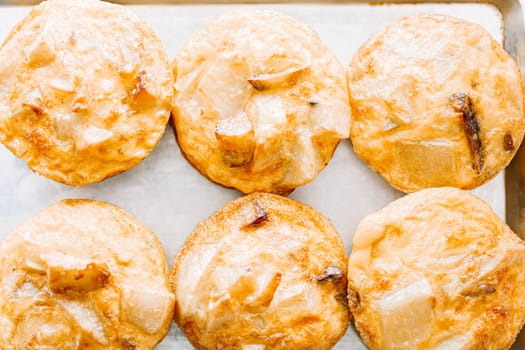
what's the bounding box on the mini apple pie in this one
[172,11,350,194]
[348,15,525,192]
[171,193,349,349]
[0,0,173,186]
[0,199,174,349]
[348,187,525,349]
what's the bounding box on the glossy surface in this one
[0,2,512,349]
[348,14,524,193]
[172,10,350,194]
[0,199,174,349]
[172,193,348,349]
[349,188,525,350]
[0,0,173,186]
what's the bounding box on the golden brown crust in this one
[0,0,173,186]
[0,199,175,349]
[348,187,525,350]
[172,11,350,194]
[348,15,525,193]
[171,193,349,349]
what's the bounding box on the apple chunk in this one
[248,62,309,91]
[246,94,288,172]
[42,253,110,293]
[215,112,255,167]
[57,298,107,345]
[120,283,174,335]
[198,55,252,120]
[309,100,350,140]
[396,139,456,187]
[378,279,434,349]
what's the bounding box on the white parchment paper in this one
[0,3,510,349]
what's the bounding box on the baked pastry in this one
[0,0,173,186]
[348,187,525,350]
[348,14,525,193]
[172,11,350,194]
[0,199,174,349]
[171,193,349,349]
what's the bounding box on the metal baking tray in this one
[0,0,524,349]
